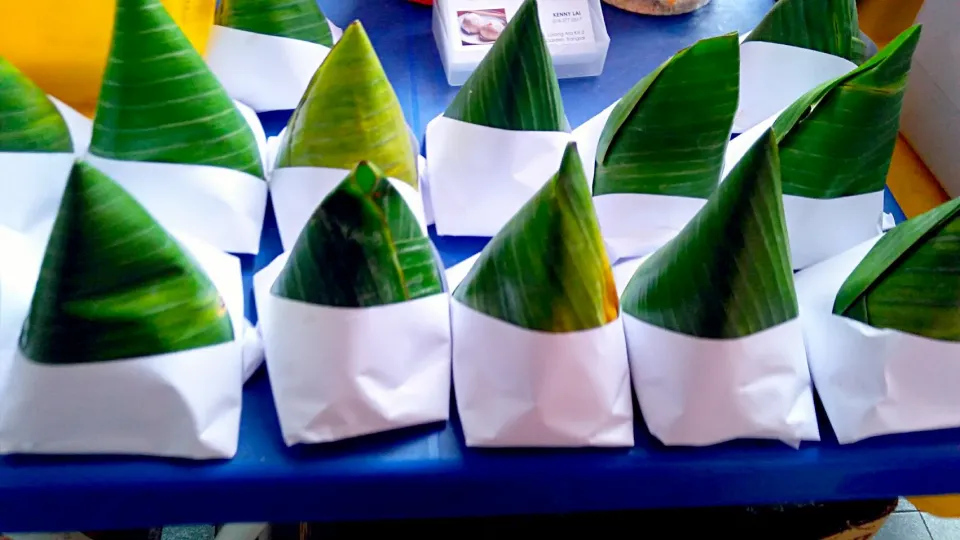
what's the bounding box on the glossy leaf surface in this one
[0,57,72,153]
[216,0,334,46]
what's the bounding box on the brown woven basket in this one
[603,0,712,15]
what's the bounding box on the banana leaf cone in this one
[622,130,798,338]
[443,0,566,132]
[834,197,960,341]
[271,162,443,308]
[0,57,72,153]
[19,161,235,365]
[771,25,921,199]
[216,0,334,47]
[454,142,619,333]
[744,0,866,64]
[593,34,739,198]
[90,0,264,179]
[275,22,417,187]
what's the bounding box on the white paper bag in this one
[206,21,342,112]
[0,237,246,459]
[425,115,572,237]
[735,41,856,134]
[451,300,633,447]
[253,252,451,445]
[622,314,819,447]
[723,115,885,270]
[795,236,960,443]
[270,167,425,250]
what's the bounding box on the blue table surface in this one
[0,0,932,533]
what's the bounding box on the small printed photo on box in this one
[457,9,507,45]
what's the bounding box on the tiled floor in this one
[875,499,960,539]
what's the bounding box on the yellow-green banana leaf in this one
[216,0,334,46]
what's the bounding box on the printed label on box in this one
[538,0,594,46]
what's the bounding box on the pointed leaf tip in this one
[443,0,566,132]
[91,0,264,179]
[622,129,798,339]
[216,0,334,47]
[272,162,441,307]
[0,57,73,153]
[20,160,234,364]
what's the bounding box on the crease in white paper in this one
[0,236,245,459]
[254,253,451,445]
[795,235,960,443]
[724,113,885,270]
[425,115,572,237]
[452,300,634,447]
[270,167,425,251]
[594,193,705,263]
[735,41,856,134]
[622,315,819,447]
[205,21,342,112]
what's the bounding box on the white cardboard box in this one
[433,0,609,86]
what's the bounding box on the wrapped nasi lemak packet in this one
[735,0,864,133]
[616,129,819,448]
[425,0,573,237]
[268,21,419,250]
[0,58,91,237]
[0,161,251,459]
[447,142,633,448]
[85,0,269,254]
[796,197,960,444]
[206,0,343,112]
[254,162,450,445]
[724,26,922,270]
[572,33,739,263]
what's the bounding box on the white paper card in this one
[270,167,426,251]
[0,237,245,459]
[795,236,960,443]
[425,116,571,237]
[254,253,451,445]
[452,300,633,447]
[623,315,819,447]
[539,0,595,47]
[594,193,705,263]
[206,21,341,112]
[735,41,856,134]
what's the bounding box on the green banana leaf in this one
[593,34,739,198]
[20,161,234,364]
[454,142,618,332]
[622,129,798,338]
[90,0,264,179]
[216,0,334,47]
[272,161,443,308]
[0,57,72,153]
[275,21,417,187]
[771,25,921,199]
[443,0,566,132]
[834,198,960,341]
[744,0,865,64]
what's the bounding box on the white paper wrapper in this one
[796,236,960,443]
[724,114,885,270]
[50,96,92,154]
[0,236,246,459]
[270,166,425,250]
[0,227,45,387]
[622,314,819,447]
[451,300,633,447]
[253,252,451,445]
[425,116,572,237]
[735,41,856,134]
[571,101,617,187]
[206,21,342,112]
[594,194,706,262]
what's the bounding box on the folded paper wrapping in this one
[84,101,268,255]
[0,236,248,459]
[253,252,452,445]
[425,116,572,237]
[0,98,91,237]
[734,41,857,134]
[0,227,45,387]
[270,167,426,251]
[723,114,886,271]
[795,236,960,444]
[610,257,820,447]
[206,21,343,112]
